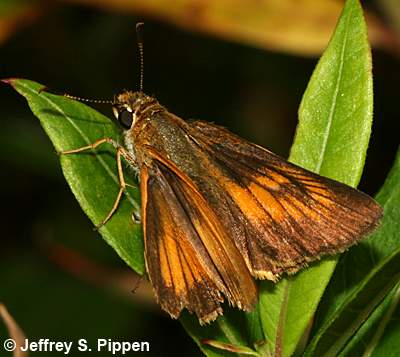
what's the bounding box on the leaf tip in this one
[1,78,17,85]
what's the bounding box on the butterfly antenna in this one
[39,86,114,104]
[38,86,115,105]
[63,94,114,105]
[136,22,145,92]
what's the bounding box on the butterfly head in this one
[112,90,159,130]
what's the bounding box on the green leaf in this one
[306,146,400,355]
[5,78,145,274]
[289,0,373,187]
[181,313,249,357]
[368,285,400,357]
[259,0,374,356]
[181,307,267,357]
[201,340,259,356]
[304,249,400,356]
[338,282,400,357]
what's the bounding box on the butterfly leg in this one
[60,138,137,229]
[95,147,129,229]
[60,137,122,155]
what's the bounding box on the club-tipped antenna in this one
[136,22,145,92]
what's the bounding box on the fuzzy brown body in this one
[112,91,383,324]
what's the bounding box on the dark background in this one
[1,2,399,356]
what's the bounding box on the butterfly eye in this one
[118,110,133,129]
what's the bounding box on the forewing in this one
[186,120,383,279]
[140,160,257,324]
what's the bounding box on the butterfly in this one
[58,24,382,325]
[60,88,382,324]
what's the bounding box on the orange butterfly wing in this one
[185,120,383,279]
[140,159,257,324]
